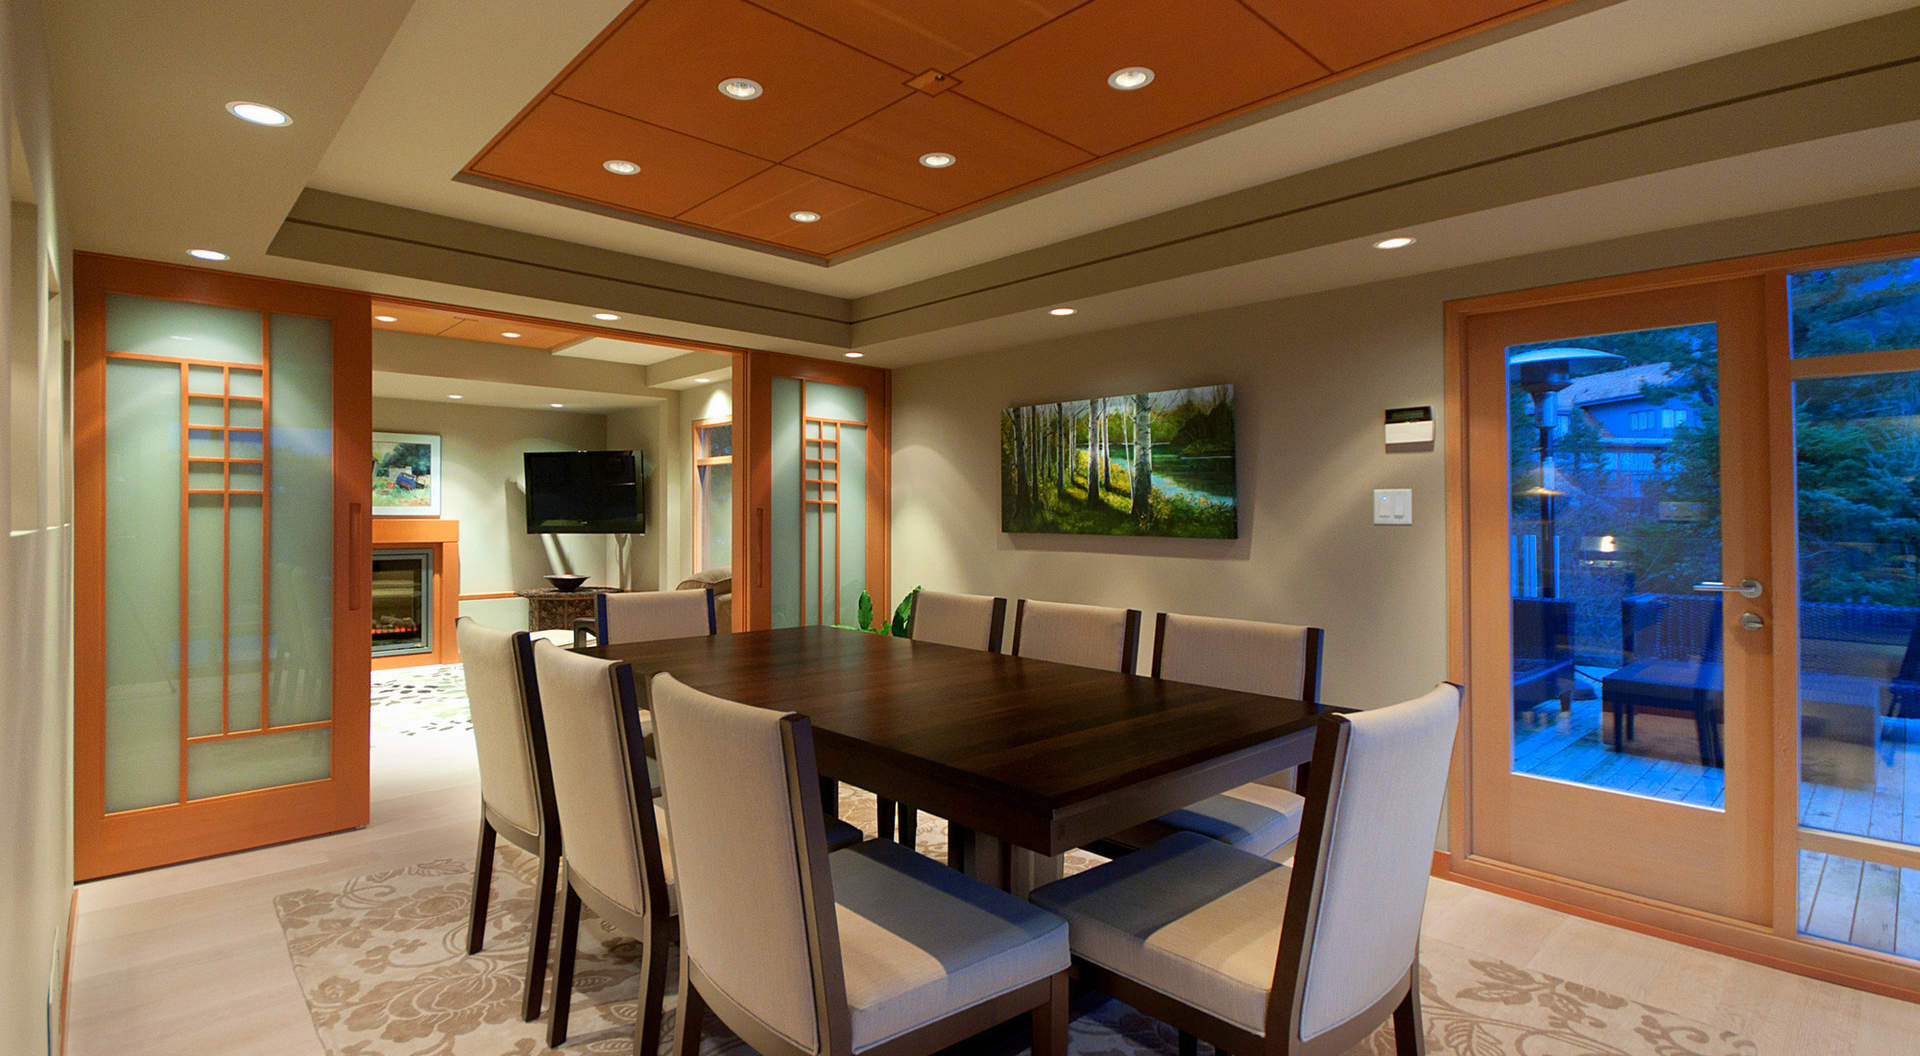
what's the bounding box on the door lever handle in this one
[1693,578,1763,599]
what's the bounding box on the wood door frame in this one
[736,351,889,631]
[73,252,372,880]
[1442,231,1920,999]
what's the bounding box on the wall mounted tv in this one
[524,450,645,534]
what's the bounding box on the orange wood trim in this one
[177,361,191,798]
[372,291,748,358]
[260,327,275,734]
[185,719,332,743]
[1785,345,1920,380]
[456,590,519,601]
[371,517,460,544]
[1443,295,1471,865]
[1763,269,1803,942]
[1435,855,1920,1003]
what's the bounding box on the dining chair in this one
[648,672,1071,1056]
[572,587,716,648]
[1030,683,1461,1056]
[1096,613,1324,862]
[881,588,1010,848]
[529,640,678,1051]
[456,617,562,1023]
[1011,599,1142,673]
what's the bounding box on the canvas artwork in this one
[372,432,442,517]
[1001,385,1236,538]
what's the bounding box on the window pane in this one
[1799,849,1920,957]
[1788,255,1920,358]
[699,463,732,572]
[701,423,732,458]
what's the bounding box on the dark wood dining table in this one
[580,625,1327,893]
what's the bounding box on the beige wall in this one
[372,397,616,630]
[2,2,73,1053]
[890,191,1920,721]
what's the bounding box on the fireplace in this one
[371,549,433,658]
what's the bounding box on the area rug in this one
[371,663,471,737]
[276,795,1754,1056]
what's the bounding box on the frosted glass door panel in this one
[268,314,335,728]
[771,377,802,628]
[771,377,870,628]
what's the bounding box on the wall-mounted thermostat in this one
[1385,406,1434,447]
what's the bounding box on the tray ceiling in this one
[461,0,1567,261]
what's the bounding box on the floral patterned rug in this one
[371,663,471,737]
[276,793,1754,1056]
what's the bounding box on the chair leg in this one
[633,921,672,1056]
[674,947,708,1056]
[1032,971,1068,1056]
[465,817,496,956]
[898,805,918,851]
[1392,970,1425,1056]
[520,832,562,1022]
[1178,1030,1198,1056]
[546,879,582,1048]
[876,795,897,841]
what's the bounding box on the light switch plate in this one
[1374,488,1413,525]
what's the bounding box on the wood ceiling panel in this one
[745,0,1085,74]
[472,96,771,218]
[436,317,579,350]
[678,167,934,256]
[559,0,915,162]
[787,93,1093,213]
[1241,0,1543,71]
[370,304,462,339]
[953,0,1328,157]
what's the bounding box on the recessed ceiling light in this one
[550,403,565,408]
[694,377,712,383]
[1373,236,1416,249]
[448,394,464,400]
[225,101,291,126]
[717,78,763,100]
[918,152,956,169]
[188,249,229,261]
[1106,67,1155,91]
[593,312,620,321]
[1048,307,1077,317]
[844,352,865,358]
[500,331,522,338]
[602,159,641,175]
[789,210,821,223]
[374,314,398,323]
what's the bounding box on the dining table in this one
[579,624,1328,894]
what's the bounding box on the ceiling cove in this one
[458,0,1576,262]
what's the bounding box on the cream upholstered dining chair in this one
[879,588,1010,848]
[1011,599,1142,672]
[529,640,678,1051]
[1031,683,1460,1056]
[572,587,716,648]
[457,617,562,1023]
[649,673,1072,1056]
[1099,613,1325,862]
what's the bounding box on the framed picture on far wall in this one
[371,431,442,517]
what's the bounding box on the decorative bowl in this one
[544,574,589,593]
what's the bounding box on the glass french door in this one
[74,255,372,880]
[735,351,889,631]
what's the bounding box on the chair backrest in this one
[529,641,670,924]
[1151,612,1323,701]
[906,588,1008,652]
[649,673,848,1056]
[1011,599,1141,672]
[598,588,716,645]
[1271,683,1460,1046]
[456,617,552,840]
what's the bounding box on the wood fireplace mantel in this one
[371,518,459,669]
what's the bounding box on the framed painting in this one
[371,431,442,517]
[1002,385,1236,538]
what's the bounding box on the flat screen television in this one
[524,450,645,534]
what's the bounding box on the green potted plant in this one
[839,585,919,637]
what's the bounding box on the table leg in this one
[948,825,1062,896]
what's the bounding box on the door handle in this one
[754,507,767,589]
[1693,578,1762,599]
[348,502,364,611]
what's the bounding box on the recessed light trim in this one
[602,159,641,175]
[187,249,229,261]
[789,210,822,223]
[844,352,865,358]
[1106,66,1155,91]
[918,152,956,169]
[1372,236,1416,249]
[592,312,620,321]
[717,78,763,100]
[1048,307,1077,317]
[225,101,291,126]
[500,331,522,339]
[374,314,398,323]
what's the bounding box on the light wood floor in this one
[66,723,1920,1056]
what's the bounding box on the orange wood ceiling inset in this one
[463,0,1571,261]
[371,303,582,350]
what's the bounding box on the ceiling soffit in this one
[458,0,1570,261]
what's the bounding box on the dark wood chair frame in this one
[1010,599,1142,674]
[544,657,680,1052]
[881,589,1010,850]
[1072,697,1445,1056]
[462,623,564,1024]
[672,710,1069,1056]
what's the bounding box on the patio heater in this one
[1508,347,1623,597]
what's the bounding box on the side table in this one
[516,587,627,632]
